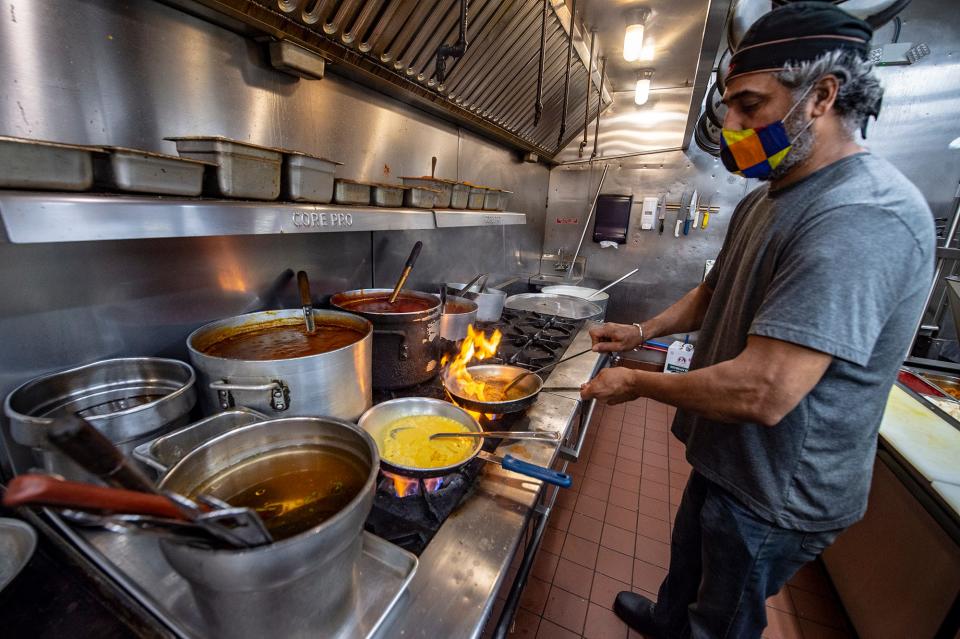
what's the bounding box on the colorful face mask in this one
[719,85,815,180]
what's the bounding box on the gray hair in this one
[776,49,884,138]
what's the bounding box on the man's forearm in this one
[642,284,713,339]
[626,363,771,424]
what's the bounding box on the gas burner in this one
[380,470,446,497]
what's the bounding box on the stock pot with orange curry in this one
[187,308,372,420]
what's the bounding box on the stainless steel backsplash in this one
[0,0,549,472]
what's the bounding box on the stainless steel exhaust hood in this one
[181,0,613,160]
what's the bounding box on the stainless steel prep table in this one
[373,320,605,639]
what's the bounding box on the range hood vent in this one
[186,0,611,159]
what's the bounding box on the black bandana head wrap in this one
[727,2,873,82]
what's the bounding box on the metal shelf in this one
[434,210,526,228]
[0,192,526,243]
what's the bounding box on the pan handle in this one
[372,329,409,360]
[209,379,290,411]
[500,455,572,488]
[3,474,187,520]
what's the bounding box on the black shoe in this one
[614,591,660,637]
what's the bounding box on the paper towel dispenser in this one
[593,194,633,244]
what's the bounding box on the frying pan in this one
[442,364,544,415]
[358,397,570,487]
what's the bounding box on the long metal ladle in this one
[429,431,560,442]
[587,267,640,300]
[502,347,594,395]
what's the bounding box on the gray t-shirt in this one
[673,153,935,532]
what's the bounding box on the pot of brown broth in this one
[157,416,378,639]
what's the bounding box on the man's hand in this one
[590,323,642,353]
[580,367,641,405]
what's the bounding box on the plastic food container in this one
[166,136,282,200]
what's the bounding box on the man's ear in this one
[810,75,840,117]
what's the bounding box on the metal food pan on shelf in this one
[370,183,406,208]
[0,135,102,191]
[165,136,282,200]
[279,149,341,203]
[404,185,440,209]
[333,178,372,205]
[93,146,214,196]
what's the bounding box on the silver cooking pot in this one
[330,289,440,390]
[440,295,479,341]
[4,357,196,480]
[157,416,378,639]
[187,309,372,421]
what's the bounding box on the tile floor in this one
[483,398,855,639]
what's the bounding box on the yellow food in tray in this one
[381,415,476,469]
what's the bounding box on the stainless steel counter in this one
[373,320,604,639]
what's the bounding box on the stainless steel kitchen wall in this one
[545,0,960,332]
[0,0,548,471]
[545,145,747,327]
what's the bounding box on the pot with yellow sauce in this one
[358,398,482,476]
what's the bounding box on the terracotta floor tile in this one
[642,452,669,471]
[669,487,685,505]
[608,486,640,511]
[595,546,634,584]
[568,512,603,544]
[555,487,579,510]
[561,533,599,569]
[591,571,630,610]
[640,479,670,502]
[590,450,617,471]
[531,550,559,582]
[640,464,669,485]
[619,433,644,450]
[796,618,852,639]
[549,506,573,532]
[621,423,645,438]
[604,504,637,532]
[789,587,847,629]
[644,429,669,444]
[763,607,804,639]
[543,585,589,635]
[593,438,620,457]
[669,505,679,525]
[788,563,832,595]
[574,494,607,522]
[636,495,670,521]
[580,477,612,501]
[615,457,643,476]
[601,412,623,427]
[519,576,551,615]
[597,426,621,444]
[642,440,668,456]
[623,411,647,426]
[634,536,670,568]
[585,463,614,485]
[669,470,689,487]
[673,457,693,472]
[536,618,581,639]
[509,608,541,638]
[618,445,645,463]
[636,513,670,543]
[553,557,594,599]
[584,602,629,639]
[601,523,637,556]
[542,527,566,556]
[484,597,506,638]
[632,559,667,594]
[766,587,795,614]
[611,471,642,493]
[669,446,686,461]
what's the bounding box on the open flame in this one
[381,470,443,497]
[442,325,502,420]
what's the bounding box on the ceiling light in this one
[623,8,650,62]
[635,69,654,106]
[640,38,655,62]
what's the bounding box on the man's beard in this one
[762,109,816,182]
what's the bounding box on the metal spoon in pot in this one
[388,241,423,304]
[297,270,316,334]
[586,267,639,300]
[429,430,561,442]
[502,347,595,395]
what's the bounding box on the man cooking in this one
[579,3,935,638]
